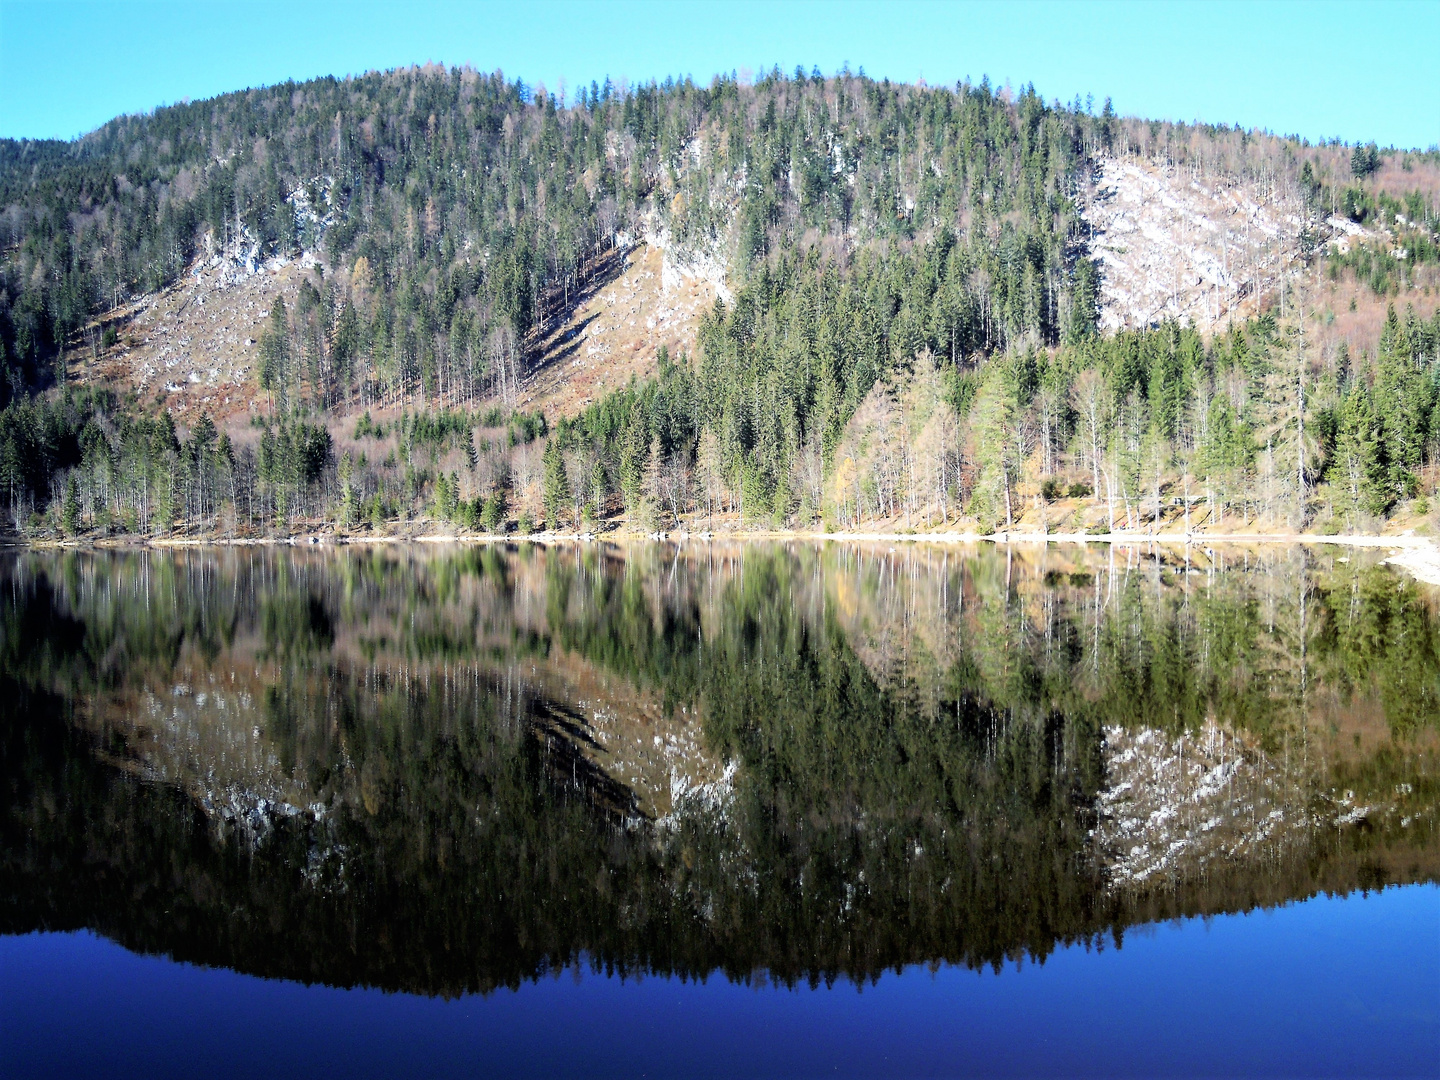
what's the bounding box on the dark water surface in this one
[2,542,1437,1076]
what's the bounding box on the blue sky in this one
[2,0,1437,148]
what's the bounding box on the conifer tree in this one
[1333,382,1389,522]
[259,298,291,414]
[541,438,570,529]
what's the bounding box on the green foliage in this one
[479,489,506,533]
[257,420,333,526]
[1350,142,1380,179]
[352,411,383,439]
[541,438,571,529]
[259,421,331,486]
[1327,187,1437,294]
[1330,381,1390,519]
[1198,396,1254,475]
[3,65,1438,533]
[257,297,291,408]
[432,471,461,522]
[0,66,1102,411]
[60,475,80,535]
[509,411,547,444]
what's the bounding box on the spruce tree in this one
[542,439,571,529]
[1333,383,1389,522]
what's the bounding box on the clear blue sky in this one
[2,0,1436,148]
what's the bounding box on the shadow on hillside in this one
[526,245,632,379]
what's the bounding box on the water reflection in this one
[1,541,1436,995]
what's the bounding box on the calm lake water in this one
[2,542,1437,1077]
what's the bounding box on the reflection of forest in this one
[1,542,1436,996]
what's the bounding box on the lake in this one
[2,541,1437,1077]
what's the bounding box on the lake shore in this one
[9,527,1440,584]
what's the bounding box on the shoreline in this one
[7,528,1439,584]
[9,527,1436,549]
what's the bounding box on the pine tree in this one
[259,297,291,414]
[1198,396,1253,520]
[480,490,506,533]
[642,436,664,529]
[1350,142,1380,179]
[61,474,80,535]
[969,377,1016,530]
[1374,304,1432,496]
[541,438,570,529]
[1333,383,1389,522]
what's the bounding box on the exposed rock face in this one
[94,676,312,851]
[85,250,320,424]
[1081,156,1314,333]
[647,225,733,305]
[76,177,339,424]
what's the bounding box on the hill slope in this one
[2,66,1440,538]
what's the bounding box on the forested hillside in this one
[1,64,1438,538]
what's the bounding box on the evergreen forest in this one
[2,64,1439,537]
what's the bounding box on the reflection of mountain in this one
[1,543,1436,996]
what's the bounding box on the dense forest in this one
[1,64,1438,537]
